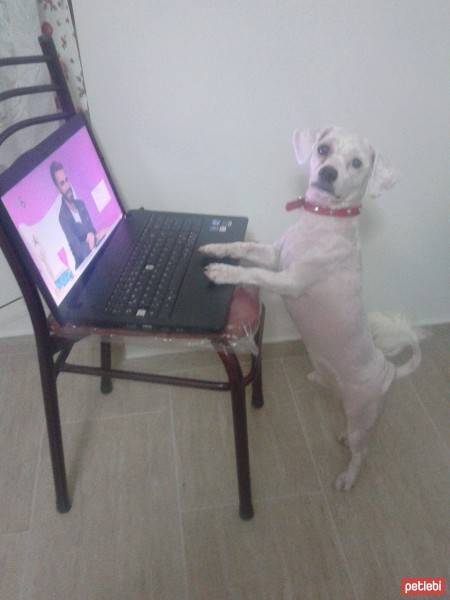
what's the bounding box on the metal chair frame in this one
[0,35,264,520]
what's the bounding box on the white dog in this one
[200,126,422,491]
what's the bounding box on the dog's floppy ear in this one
[292,129,317,165]
[367,152,397,198]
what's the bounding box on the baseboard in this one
[0,330,307,363]
[0,322,447,365]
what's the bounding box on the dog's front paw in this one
[204,263,242,285]
[198,243,229,258]
[335,469,356,492]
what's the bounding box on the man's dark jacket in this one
[59,198,96,268]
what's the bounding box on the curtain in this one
[37,0,87,112]
[0,0,88,170]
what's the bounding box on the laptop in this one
[0,113,248,333]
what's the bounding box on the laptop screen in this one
[0,118,123,306]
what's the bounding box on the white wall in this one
[1,0,449,339]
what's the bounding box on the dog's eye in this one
[352,158,362,169]
[318,144,330,156]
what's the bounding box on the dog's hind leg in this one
[335,424,370,491]
[335,395,384,491]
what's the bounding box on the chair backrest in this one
[0,35,77,343]
[0,35,76,145]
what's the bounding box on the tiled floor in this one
[0,326,448,599]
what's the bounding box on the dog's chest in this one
[277,212,360,272]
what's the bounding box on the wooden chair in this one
[0,35,265,520]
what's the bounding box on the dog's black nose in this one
[318,166,338,183]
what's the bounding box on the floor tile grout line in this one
[407,376,450,456]
[123,354,302,381]
[254,489,324,503]
[26,422,45,529]
[0,529,30,537]
[262,360,325,600]
[280,357,360,600]
[179,490,324,516]
[59,381,296,427]
[61,406,170,426]
[263,498,296,600]
[17,421,45,600]
[169,389,190,600]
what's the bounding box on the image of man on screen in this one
[51,161,105,268]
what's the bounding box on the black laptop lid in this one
[0,114,124,313]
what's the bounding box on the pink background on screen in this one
[3,127,122,230]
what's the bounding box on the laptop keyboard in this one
[105,213,202,320]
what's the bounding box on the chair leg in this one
[251,305,265,409]
[36,343,71,513]
[251,355,264,409]
[216,346,254,520]
[100,341,113,394]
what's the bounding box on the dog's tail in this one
[369,312,427,379]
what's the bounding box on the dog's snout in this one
[318,166,338,183]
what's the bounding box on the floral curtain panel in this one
[37,0,87,111]
[0,0,87,170]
